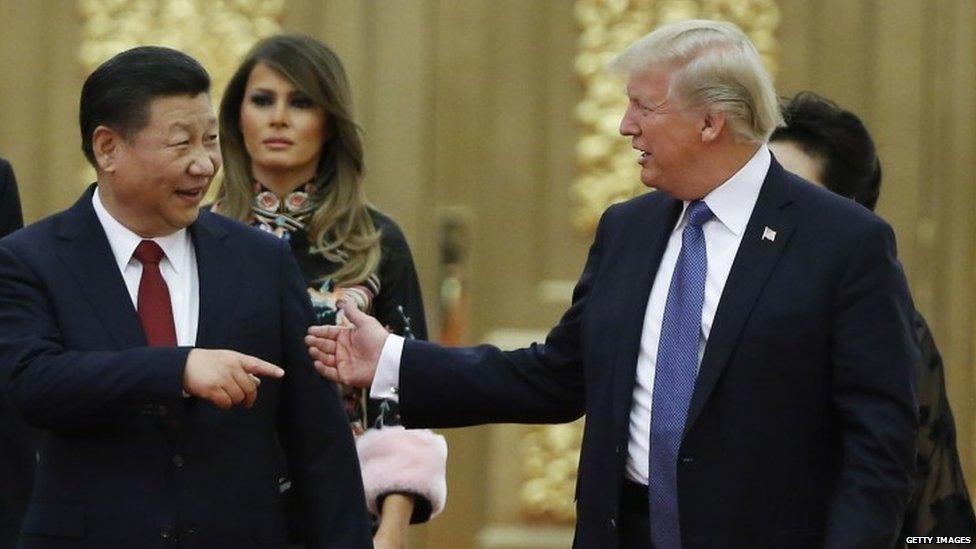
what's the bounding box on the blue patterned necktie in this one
[649,200,713,549]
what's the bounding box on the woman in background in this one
[216,35,447,548]
[770,92,976,543]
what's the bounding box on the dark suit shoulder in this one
[195,208,286,250]
[0,208,61,252]
[780,168,892,240]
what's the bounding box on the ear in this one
[91,125,122,173]
[700,110,727,143]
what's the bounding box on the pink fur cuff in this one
[356,426,448,519]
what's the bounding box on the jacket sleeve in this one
[824,219,919,548]
[274,239,372,548]
[0,243,188,430]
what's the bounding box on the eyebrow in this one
[168,119,218,133]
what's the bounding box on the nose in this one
[187,149,218,178]
[618,105,640,136]
[619,108,638,137]
[270,99,289,127]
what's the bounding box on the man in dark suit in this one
[0,157,32,548]
[308,19,919,549]
[0,46,371,548]
[0,159,23,237]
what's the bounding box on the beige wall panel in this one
[930,0,976,485]
[0,1,82,223]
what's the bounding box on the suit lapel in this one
[684,161,796,433]
[56,186,146,348]
[611,195,683,442]
[189,210,239,347]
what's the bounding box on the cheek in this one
[239,106,262,151]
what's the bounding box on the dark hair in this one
[217,34,380,286]
[770,92,882,210]
[79,46,211,167]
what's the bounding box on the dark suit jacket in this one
[0,157,31,549]
[0,158,23,237]
[0,186,372,548]
[398,160,919,548]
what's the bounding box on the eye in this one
[172,140,190,148]
[290,95,315,109]
[249,93,274,107]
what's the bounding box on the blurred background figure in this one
[215,34,447,549]
[770,92,976,542]
[0,158,22,236]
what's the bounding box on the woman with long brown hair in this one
[216,34,446,548]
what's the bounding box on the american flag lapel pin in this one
[762,226,777,242]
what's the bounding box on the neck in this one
[251,164,316,199]
[692,142,761,198]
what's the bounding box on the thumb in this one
[339,299,369,327]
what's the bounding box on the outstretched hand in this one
[305,300,389,388]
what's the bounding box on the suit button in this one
[159,527,173,539]
[679,456,695,465]
[157,405,169,417]
[609,517,616,529]
[172,454,185,468]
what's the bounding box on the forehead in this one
[626,68,672,99]
[143,93,216,131]
[245,62,297,91]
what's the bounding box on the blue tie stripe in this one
[649,200,712,549]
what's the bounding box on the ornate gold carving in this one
[571,0,780,234]
[78,0,284,95]
[519,0,781,524]
[520,420,585,523]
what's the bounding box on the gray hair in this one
[610,19,782,143]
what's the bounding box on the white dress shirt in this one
[624,145,769,483]
[371,146,772,484]
[92,188,199,346]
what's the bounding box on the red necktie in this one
[133,240,177,346]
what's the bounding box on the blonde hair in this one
[610,19,782,143]
[217,34,380,286]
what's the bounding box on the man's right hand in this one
[305,300,388,389]
[183,349,284,409]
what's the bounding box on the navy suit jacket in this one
[398,160,919,548]
[0,186,371,548]
[0,157,31,549]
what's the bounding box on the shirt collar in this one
[674,144,771,236]
[92,187,190,273]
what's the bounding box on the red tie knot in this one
[133,240,166,266]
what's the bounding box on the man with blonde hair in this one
[309,19,918,548]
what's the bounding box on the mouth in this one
[175,187,206,204]
[633,146,650,165]
[263,138,293,149]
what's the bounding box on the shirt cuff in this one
[370,334,404,402]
